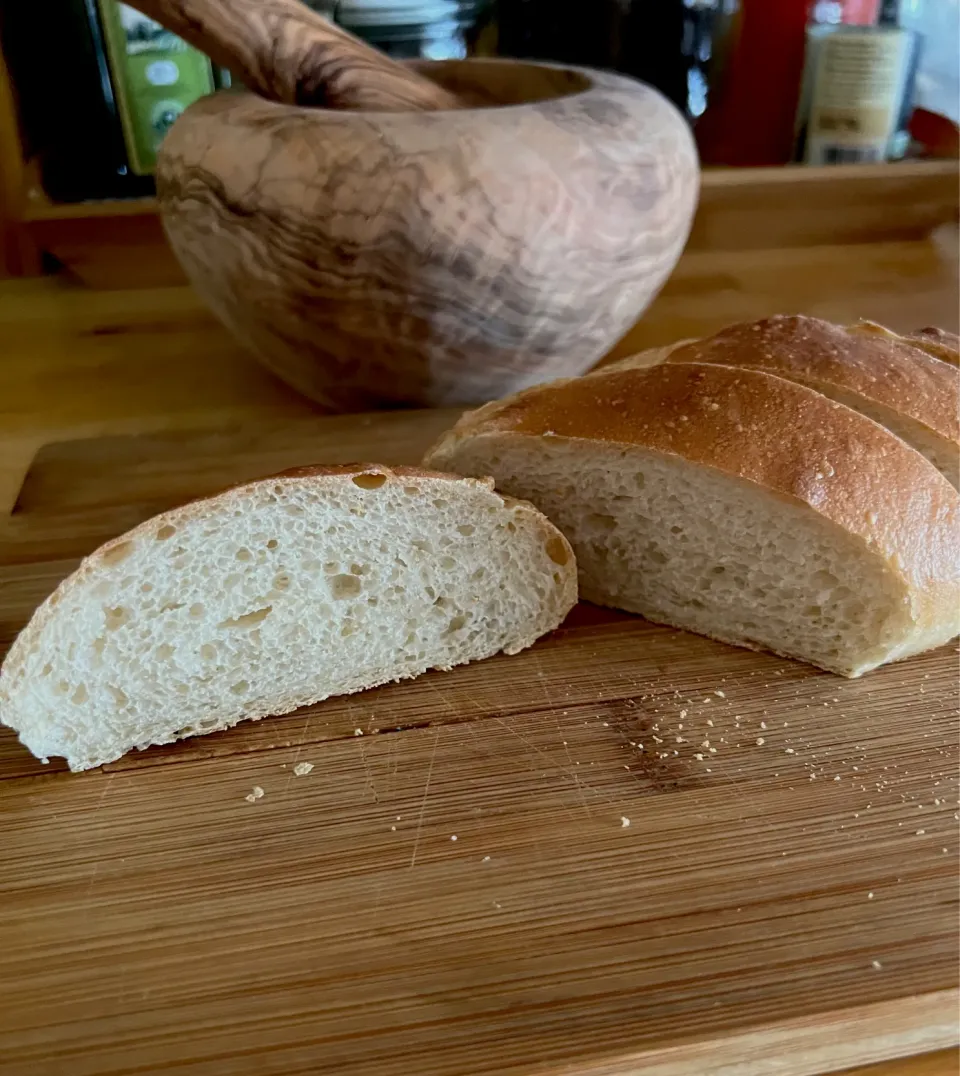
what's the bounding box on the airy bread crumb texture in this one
[432,436,940,677]
[0,469,576,770]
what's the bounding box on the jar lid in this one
[335,1,477,27]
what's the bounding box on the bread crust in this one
[664,315,959,446]
[426,361,960,668]
[849,320,960,368]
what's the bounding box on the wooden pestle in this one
[122,0,462,111]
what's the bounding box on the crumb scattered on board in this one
[245,786,265,803]
[620,816,631,828]
[292,762,314,777]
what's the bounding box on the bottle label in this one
[805,29,912,164]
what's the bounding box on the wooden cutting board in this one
[1,415,957,1076]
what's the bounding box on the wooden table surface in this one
[0,172,958,1075]
[1,222,957,513]
[2,411,958,1076]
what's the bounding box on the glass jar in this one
[321,1,494,61]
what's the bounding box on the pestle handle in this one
[122,0,462,111]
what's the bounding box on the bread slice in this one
[663,316,960,489]
[0,465,576,771]
[425,363,960,677]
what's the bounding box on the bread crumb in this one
[450,834,458,841]
[482,855,491,862]
[871,960,883,970]
[244,786,265,803]
[390,826,396,832]
[620,816,631,828]
[756,737,765,746]
[292,762,314,777]
[916,829,925,835]
[867,892,874,899]
[714,690,725,698]
[679,709,688,719]
[353,728,364,736]
[785,748,795,754]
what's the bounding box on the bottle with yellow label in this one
[794,7,921,164]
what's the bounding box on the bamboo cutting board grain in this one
[0,417,958,1076]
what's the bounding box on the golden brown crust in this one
[429,361,960,638]
[906,327,960,368]
[846,320,960,369]
[665,315,958,444]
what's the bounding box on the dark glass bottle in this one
[1,0,154,202]
[494,0,740,124]
[1,0,228,203]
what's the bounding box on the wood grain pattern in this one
[123,0,460,111]
[0,421,957,1074]
[157,59,698,409]
[845,1052,959,1076]
[2,229,956,514]
[686,162,959,252]
[19,162,959,291]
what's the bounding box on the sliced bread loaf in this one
[663,315,960,488]
[425,363,960,677]
[0,465,576,770]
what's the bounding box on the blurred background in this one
[0,0,957,207]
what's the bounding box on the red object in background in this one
[909,108,960,159]
[696,0,812,166]
[840,0,881,25]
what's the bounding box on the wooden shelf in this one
[19,158,959,225]
[17,157,158,222]
[22,189,159,223]
[5,149,958,289]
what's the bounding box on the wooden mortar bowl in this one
[158,59,699,410]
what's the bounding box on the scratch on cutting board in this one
[358,738,380,804]
[83,775,116,913]
[556,712,592,817]
[371,877,385,929]
[533,654,592,818]
[282,712,314,795]
[422,676,467,718]
[491,716,612,811]
[409,727,441,869]
[92,774,115,816]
